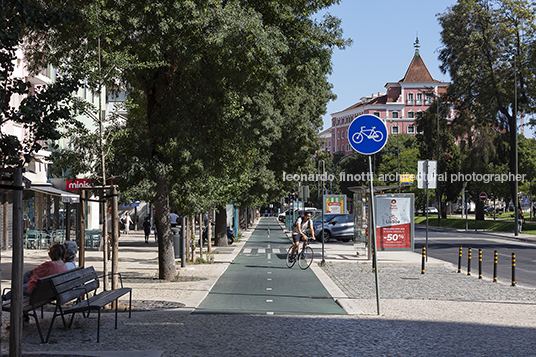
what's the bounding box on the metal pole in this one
[437,96,441,226]
[369,156,380,316]
[65,202,71,241]
[425,160,429,262]
[514,58,519,236]
[78,190,86,268]
[10,168,24,356]
[111,186,119,291]
[321,161,325,266]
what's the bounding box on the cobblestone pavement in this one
[322,262,536,302]
[3,220,536,356]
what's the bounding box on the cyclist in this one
[290,211,315,261]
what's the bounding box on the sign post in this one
[348,114,388,316]
[418,160,437,261]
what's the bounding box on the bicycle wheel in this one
[286,245,297,268]
[372,131,384,142]
[352,132,363,144]
[298,246,314,270]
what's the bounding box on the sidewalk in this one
[2,218,536,356]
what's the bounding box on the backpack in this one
[293,216,312,230]
[293,216,303,229]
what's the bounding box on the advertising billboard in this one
[374,194,414,250]
[323,195,347,215]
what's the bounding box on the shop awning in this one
[29,185,80,203]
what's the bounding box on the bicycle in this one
[352,126,384,144]
[286,236,314,270]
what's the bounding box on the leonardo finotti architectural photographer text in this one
[282,171,527,183]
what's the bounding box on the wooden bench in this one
[2,267,85,343]
[51,266,132,343]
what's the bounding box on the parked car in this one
[417,207,438,214]
[313,214,354,242]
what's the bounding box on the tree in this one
[29,0,348,279]
[438,0,536,209]
[1,1,81,354]
[1,0,80,168]
[416,100,462,218]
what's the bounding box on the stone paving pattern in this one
[2,219,536,356]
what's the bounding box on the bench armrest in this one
[98,272,125,289]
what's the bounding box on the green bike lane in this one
[193,218,346,315]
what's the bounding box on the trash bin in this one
[171,227,182,259]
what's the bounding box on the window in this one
[338,131,340,139]
[341,131,345,139]
[347,144,350,151]
[416,93,423,105]
[392,126,399,134]
[425,94,433,105]
[408,111,414,119]
[392,111,399,119]
[407,93,414,105]
[373,111,380,117]
[407,125,415,134]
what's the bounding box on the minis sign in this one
[66,178,92,191]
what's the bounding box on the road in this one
[194,218,346,315]
[414,226,536,288]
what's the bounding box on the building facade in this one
[328,45,451,155]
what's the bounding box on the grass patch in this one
[414,216,536,232]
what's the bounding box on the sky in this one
[316,0,535,138]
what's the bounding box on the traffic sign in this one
[417,160,437,189]
[348,114,388,155]
[479,192,487,201]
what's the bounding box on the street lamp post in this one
[387,118,400,192]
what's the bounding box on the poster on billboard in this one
[374,194,414,251]
[324,195,347,215]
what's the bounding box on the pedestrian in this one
[123,212,133,235]
[153,222,158,242]
[170,212,179,227]
[518,207,525,233]
[63,241,78,270]
[143,217,151,244]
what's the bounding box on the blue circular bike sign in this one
[348,114,388,155]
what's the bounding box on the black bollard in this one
[512,253,516,287]
[493,250,498,283]
[458,246,462,273]
[421,247,426,274]
[478,249,482,279]
[372,248,376,272]
[467,247,472,276]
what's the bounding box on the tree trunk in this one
[153,177,176,280]
[199,213,203,260]
[185,216,190,261]
[207,211,212,253]
[190,215,195,262]
[215,205,228,247]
